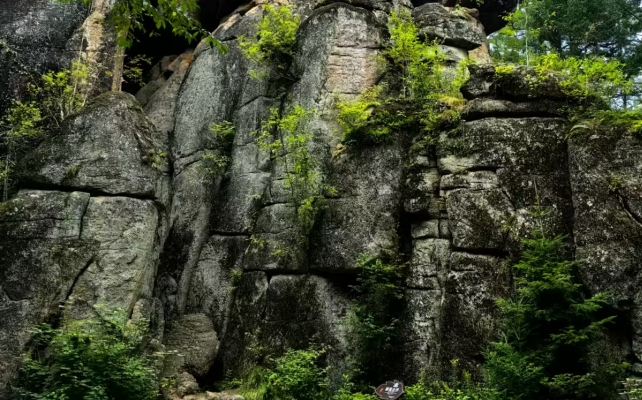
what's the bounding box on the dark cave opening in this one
[122,0,253,94]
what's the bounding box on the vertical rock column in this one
[401,4,496,379]
[428,65,575,374]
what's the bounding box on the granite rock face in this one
[0,92,168,395]
[9,0,642,396]
[0,0,88,116]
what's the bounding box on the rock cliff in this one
[1,0,641,397]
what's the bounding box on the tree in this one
[490,0,642,106]
[484,214,627,399]
[54,0,225,51]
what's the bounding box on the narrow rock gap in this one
[19,184,157,201]
[451,247,509,258]
[63,257,94,304]
[463,111,565,122]
[618,193,642,228]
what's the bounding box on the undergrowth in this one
[10,307,162,400]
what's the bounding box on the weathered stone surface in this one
[439,117,574,248]
[186,235,249,336]
[413,3,486,50]
[446,188,514,251]
[441,252,510,371]
[217,271,269,376]
[401,289,443,379]
[156,162,216,320]
[462,64,572,101]
[144,51,195,136]
[407,238,450,289]
[440,170,499,191]
[0,0,88,116]
[0,190,161,394]
[456,0,518,34]
[568,129,642,358]
[405,168,441,215]
[310,145,404,273]
[18,92,168,201]
[263,275,349,352]
[401,237,451,379]
[164,313,220,378]
[66,196,160,319]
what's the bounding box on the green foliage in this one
[568,109,642,138]
[1,60,92,201]
[10,308,160,400]
[621,378,642,399]
[484,225,627,399]
[490,0,642,107]
[254,105,327,234]
[123,55,152,88]
[31,59,91,128]
[239,4,301,79]
[336,86,388,144]
[202,121,236,176]
[331,378,377,400]
[234,349,329,400]
[53,0,225,51]
[344,256,405,385]
[232,350,386,400]
[530,53,632,102]
[265,349,328,400]
[405,372,499,400]
[337,9,470,146]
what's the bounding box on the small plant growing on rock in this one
[0,59,96,200]
[202,120,236,177]
[10,307,160,400]
[254,105,327,234]
[336,9,471,147]
[239,4,301,79]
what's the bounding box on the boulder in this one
[17,92,169,201]
[164,313,220,378]
[413,3,486,50]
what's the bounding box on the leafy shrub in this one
[265,349,328,400]
[344,256,405,385]
[485,227,627,399]
[10,308,160,400]
[240,4,301,78]
[1,60,91,201]
[528,53,632,102]
[621,378,642,400]
[234,349,329,400]
[405,379,499,400]
[336,10,470,146]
